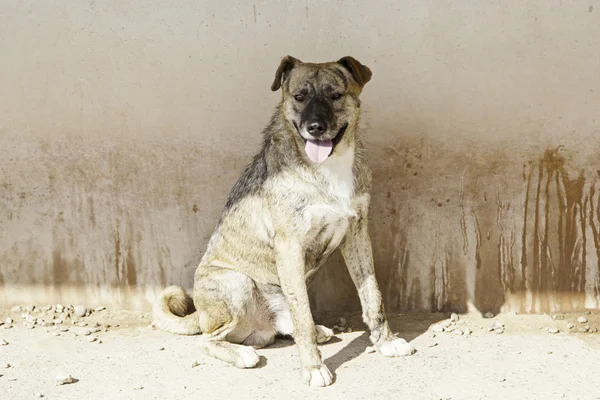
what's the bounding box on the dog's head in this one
[271,56,372,163]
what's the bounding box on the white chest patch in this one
[318,147,356,201]
[302,148,357,246]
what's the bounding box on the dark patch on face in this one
[300,96,334,137]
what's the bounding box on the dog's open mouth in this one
[293,123,348,164]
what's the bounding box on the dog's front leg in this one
[275,236,334,387]
[340,214,416,358]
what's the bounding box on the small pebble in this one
[337,317,347,326]
[133,385,144,391]
[547,327,559,334]
[10,306,22,313]
[1,363,10,368]
[8,377,17,381]
[53,333,60,336]
[74,305,87,318]
[365,346,376,354]
[24,314,37,324]
[35,393,44,398]
[450,313,459,322]
[3,325,13,330]
[552,314,564,320]
[578,327,589,333]
[488,321,504,332]
[347,327,353,333]
[0,339,8,346]
[158,346,165,351]
[577,316,588,324]
[5,318,13,324]
[87,337,97,343]
[60,327,69,332]
[499,378,506,382]
[55,374,75,385]
[484,312,494,318]
[77,322,88,327]
[191,360,201,368]
[453,328,464,336]
[432,324,445,333]
[426,341,438,347]
[567,323,575,329]
[55,304,64,313]
[333,325,339,331]
[95,306,106,312]
[464,328,472,336]
[25,305,35,313]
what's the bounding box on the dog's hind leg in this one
[198,321,262,368]
[200,340,261,369]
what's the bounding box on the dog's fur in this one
[152,56,415,387]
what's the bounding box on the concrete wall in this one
[1,0,599,314]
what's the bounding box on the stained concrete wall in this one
[1,1,599,313]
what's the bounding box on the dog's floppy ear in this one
[337,56,372,88]
[271,56,300,91]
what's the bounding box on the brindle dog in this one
[152,56,415,387]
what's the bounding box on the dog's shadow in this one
[322,314,437,374]
[262,314,431,374]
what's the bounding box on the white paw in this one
[302,364,334,387]
[316,325,334,344]
[378,338,416,357]
[235,346,260,368]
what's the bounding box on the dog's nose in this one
[307,121,327,136]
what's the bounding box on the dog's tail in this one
[152,285,201,335]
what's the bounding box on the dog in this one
[152,55,415,387]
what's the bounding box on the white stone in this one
[74,305,87,318]
[55,374,75,385]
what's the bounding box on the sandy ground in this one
[0,307,599,400]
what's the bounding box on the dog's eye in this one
[331,93,343,100]
[294,94,305,102]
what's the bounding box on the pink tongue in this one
[305,140,333,164]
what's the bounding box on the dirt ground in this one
[0,306,599,400]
